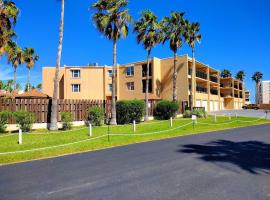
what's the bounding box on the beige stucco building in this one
[43,55,245,111]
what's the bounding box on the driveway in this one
[0,124,270,200]
[210,109,270,119]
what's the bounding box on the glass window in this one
[126,66,134,76]
[72,84,80,93]
[71,70,80,78]
[127,82,134,91]
[108,84,112,92]
[108,70,112,78]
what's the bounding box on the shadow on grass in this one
[180,140,270,174]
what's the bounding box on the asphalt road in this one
[210,109,270,119]
[1,124,270,200]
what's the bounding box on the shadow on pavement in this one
[180,140,270,174]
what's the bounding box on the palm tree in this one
[5,41,24,90]
[23,47,39,91]
[50,0,65,130]
[5,79,13,92]
[92,0,132,125]
[184,21,201,109]
[220,69,232,78]
[235,70,245,81]
[161,11,185,102]
[252,71,263,104]
[0,0,18,56]
[0,80,4,90]
[134,10,162,121]
[36,83,42,91]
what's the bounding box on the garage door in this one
[210,101,214,111]
[196,100,201,107]
[202,100,208,112]
[214,101,219,111]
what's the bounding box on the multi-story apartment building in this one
[43,55,245,111]
[245,90,251,104]
[258,80,270,104]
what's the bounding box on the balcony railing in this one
[210,89,218,95]
[221,93,233,98]
[210,76,218,83]
[196,86,207,93]
[196,71,207,79]
[220,83,232,88]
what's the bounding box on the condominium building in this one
[258,80,270,104]
[42,55,245,111]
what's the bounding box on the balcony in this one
[188,68,192,76]
[196,71,207,80]
[220,83,232,88]
[210,76,218,83]
[221,93,233,98]
[234,85,238,89]
[239,85,243,90]
[210,89,218,95]
[234,94,239,98]
[196,86,207,94]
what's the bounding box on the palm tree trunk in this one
[50,0,64,131]
[255,82,258,104]
[27,68,31,91]
[172,51,177,101]
[13,66,17,91]
[110,40,117,125]
[144,49,151,121]
[190,48,196,109]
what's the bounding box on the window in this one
[142,79,152,93]
[108,70,112,78]
[71,69,80,78]
[142,63,152,77]
[108,84,112,92]
[127,82,134,91]
[126,66,134,76]
[72,84,80,93]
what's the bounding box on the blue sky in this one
[0,0,269,102]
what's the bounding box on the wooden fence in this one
[0,98,111,124]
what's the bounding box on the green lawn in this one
[0,116,269,165]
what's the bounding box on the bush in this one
[60,112,73,130]
[154,100,179,120]
[0,111,10,133]
[183,109,207,118]
[88,106,104,126]
[116,100,145,124]
[13,111,35,132]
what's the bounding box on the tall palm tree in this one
[252,71,263,104]
[5,41,24,90]
[235,70,245,81]
[24,47,39,91]
[134,10,162,121]
[184,21,201,109]
[220,69,232,78]
[50,0,65,130]
[5,79,13,92]
[161,11,185,102]
[0,0,18,56]
[92,0,132,125]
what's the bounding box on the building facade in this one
[43,55,245,111]
[245,90,251,104]
[258,80,270,104]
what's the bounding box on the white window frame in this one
[72,84,80,93]
[71,69,81,78]
[127,82,134,91]
[126,66,134,76]
[108,70,112,78]
[108,84,112,92]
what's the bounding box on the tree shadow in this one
[180,140,270,174]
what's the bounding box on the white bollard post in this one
[170,117,173,128]
[133,120,136,132]
[214,114,217,123]
[89,123,92,137]
[18,129,22,144]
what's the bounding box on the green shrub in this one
[183,109,207,118]
[154,100,179,120]
[0,111,10,133]
[116,100,145,124]
[60,112,73,130]
[13,111,35,132]
[88,106,104,126]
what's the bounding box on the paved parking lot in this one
[210,109,270,119]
